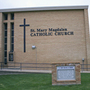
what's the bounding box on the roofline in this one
[0,5,88,13]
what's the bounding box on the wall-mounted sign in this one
[30,28,74,37]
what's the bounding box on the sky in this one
[0,0,90,29]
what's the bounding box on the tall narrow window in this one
[9,23,14,61]
[4,23,7,64]
[11,13,14,20]
[10,23,14,52]
[3,13,8,20]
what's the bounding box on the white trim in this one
[0,5,88,13]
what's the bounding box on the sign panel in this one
[57,66,75,81]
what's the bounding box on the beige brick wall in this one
[87,38,90,64]
[1,9,89,68]
[84,9,90,65]
[0,13,2,62]
[13,10,87,64]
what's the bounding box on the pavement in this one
[0,69,90,75]
[80,71,90,73]
[0,69,52,75]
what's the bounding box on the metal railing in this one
[81,64,90,71]
[0,62,90,71]
[0,62,52,70]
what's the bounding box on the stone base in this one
[52,62,81,85]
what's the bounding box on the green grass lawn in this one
[0,73,90,90]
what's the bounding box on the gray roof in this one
[0,5,88,13]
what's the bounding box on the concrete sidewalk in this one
[0,69,90,75]
[0,69,52,75]
[81,71,90,73]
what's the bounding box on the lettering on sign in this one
[30,28,74,37]
[57,66,75,81]
[19,18,74,52]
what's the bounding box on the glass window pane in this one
[5,31,7,36]
[4,38,7,43]
[4,51,7,57]
[11,23,14,52]
[11,13,14,20]
[4,44,7,50]
[4,14,8,20]
[11,37,14,43]
[11,44,14,51]
[4,58,7,64]
[11,31,14,36]
[11,23,14,29]
[4,23,7,30]
[9,54,13,61]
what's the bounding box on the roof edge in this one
[0,5,88,13]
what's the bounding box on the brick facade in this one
[0,6,90,70]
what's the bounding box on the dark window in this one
[11,23,14,29]
[4,23,7,30]
[5,31,7,36]
[4,51,7,57]
[4,23,7,64]
[4,58,7,64]
[11,31,14,36]
[11,44,14,51]
[11,13,14,20]
[4,13,8,20]
[9,54,13,61]
[11,37,14,43]
[4,38,7,43]
[11,23,14,52]
[4,44,7,50]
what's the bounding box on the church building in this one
[0,6,90,69]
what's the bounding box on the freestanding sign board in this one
[57,66,75,81]
[52,62,81,85]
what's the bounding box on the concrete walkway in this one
[0,69,90,75]
[81,71,90,73]
[0,69,52,75]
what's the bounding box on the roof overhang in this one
[0,5,88,13]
